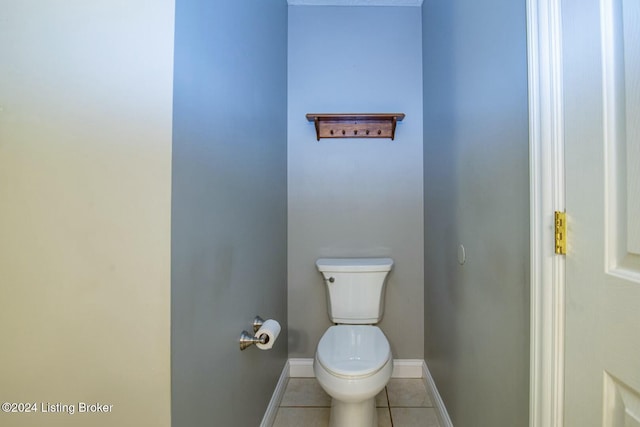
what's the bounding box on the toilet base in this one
[329,396,377,427]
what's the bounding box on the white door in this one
[562,0,640,425]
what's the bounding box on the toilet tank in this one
[316,258,393,324]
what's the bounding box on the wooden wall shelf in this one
[306,113,405,141]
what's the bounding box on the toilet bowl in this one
[313,258,394,427]
[314,325,393,427]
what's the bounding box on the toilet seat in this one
[316,325,391,379]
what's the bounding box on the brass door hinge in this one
[555,211,567,255]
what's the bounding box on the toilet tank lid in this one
[316,258,394,272]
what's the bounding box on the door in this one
[562,0,640,425]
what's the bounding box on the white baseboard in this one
[288,358,424,378]
[259,359,290,427]
[422,360,453,427]
[288,358,315,377]
[391,359,424,378]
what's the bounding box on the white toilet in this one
[313,257,394,427]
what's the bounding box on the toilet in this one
[313,257,394,427]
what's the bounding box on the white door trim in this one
[527,0,566,426]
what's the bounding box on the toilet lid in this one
[316,325,391,378]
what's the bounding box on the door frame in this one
[527,0,566,426]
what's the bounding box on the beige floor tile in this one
[376,388,389,407]
[390,407,440,427]
[274,407,392,427]
[377,407,392,427]
[280,378,331,407]
[273,407,330,427]
[387,378,433,407]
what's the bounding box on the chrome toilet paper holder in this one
[239,316,269,351]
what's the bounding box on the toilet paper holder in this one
[239,316,269,351]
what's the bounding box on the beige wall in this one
[0,2,174,426]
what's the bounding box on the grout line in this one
[389,406,433,410]
[385,386,390,408]
[386,387,394,427]
[278,405,331,408]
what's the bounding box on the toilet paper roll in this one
[255,319,281,350]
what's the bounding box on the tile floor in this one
[273,378,441,427]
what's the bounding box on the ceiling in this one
[287,0,423,6]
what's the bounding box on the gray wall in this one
[171,0,288,425]
[422,0,530,426]
[287,6,424,359]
